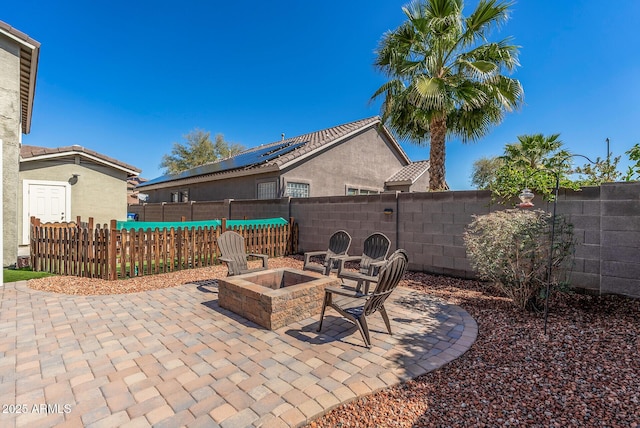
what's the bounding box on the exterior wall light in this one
[383,208,394,215]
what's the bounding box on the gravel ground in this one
[27,257,639,427]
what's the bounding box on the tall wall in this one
[0,34,22,267]
[599,184,640,296]
[128,182,640,298]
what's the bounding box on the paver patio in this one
[0,279,477,427]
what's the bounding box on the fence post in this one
[221,218,227,232]
[30,216,39,270]
[109,219,118,280]
[288,217,295,255]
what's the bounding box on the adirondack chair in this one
[303,230,352,275]
[317,249,408,348]
[337,232,391,294]
[218,231,268,276]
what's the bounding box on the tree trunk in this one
[429,116,447,191]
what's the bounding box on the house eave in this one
[20,151,140,176]
[0,22,40,135]
[137,164,280,191]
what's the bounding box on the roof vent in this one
[281,133,285,141]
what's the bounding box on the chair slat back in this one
[218,231,248,274]
[364,250,408,316]
[359,233,391,274]
[325,230,352,264]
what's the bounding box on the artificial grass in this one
[3,268,53,283]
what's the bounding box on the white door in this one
[22,180,71,244]
[29,184,68,223]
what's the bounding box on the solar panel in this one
[140,140,307,187]
[211,140,307,173]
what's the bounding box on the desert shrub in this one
[463,209,574,311]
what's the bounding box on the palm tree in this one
[372,0,524,191]
[490,133,576,202]
[502,133,570,171]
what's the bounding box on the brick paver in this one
[0,280,476,427]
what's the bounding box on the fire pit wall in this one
[218,268,340,330]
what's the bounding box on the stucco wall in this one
[1,34,22,266]
[142,127,408,203]
[281,127,406,196]
[19,158,129,236]
[146,172,281,203]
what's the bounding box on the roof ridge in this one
[20,144,140,174]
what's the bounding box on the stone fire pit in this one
[218,268,340,330]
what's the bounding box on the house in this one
[137,117,431,202]
[19,145,141,254]
[127,176,148,205]
[1,21,40,267]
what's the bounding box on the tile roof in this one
[140,116,409,188]
[385,160,430,184]
[20,144,141,175]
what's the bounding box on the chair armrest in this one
[248,253,269,268]
[367,259,387,275]
[219,257,233,264]
[325,286,366,298]
[336,255,363,275]
[304,251,328,266]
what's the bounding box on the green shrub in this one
[463,209,574,311]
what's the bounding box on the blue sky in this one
[4,1,640,190]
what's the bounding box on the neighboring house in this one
[19,145,140,255]
[1,21,40,267]
[138,117,431,202]
[127,176,148,205]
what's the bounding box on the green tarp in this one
[115,217,288,231]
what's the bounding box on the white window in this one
[171,191,179,202]
[346,187,379,195]
[360,189,379,195]
[286,182,309,198]
[181,190,189,202]
[257,181,277,199]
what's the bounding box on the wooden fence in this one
[30,216,297,280]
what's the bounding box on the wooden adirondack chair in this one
[218,231,268,276]
[317,249,408,348]
[303,230,352,275]
[336,232,391,293]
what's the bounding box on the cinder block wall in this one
[127,183,640,298]
[229,198,290,220]
[290,194,398,256]
[395,190,497,277]
[599,183,640,295]
[554,186,602,292]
